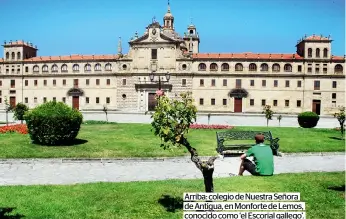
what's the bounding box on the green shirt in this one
[246,143,274,176]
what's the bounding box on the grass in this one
[0,172,344,219]
[0,123,344,158]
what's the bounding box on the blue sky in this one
[0,0,344,56]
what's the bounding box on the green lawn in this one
[0,123,344,158]
[0,172,344,219]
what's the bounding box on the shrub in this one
[13,103,29,124]
[298,111,320,128]
[24,101,83,145]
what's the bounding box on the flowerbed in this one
[0,124,28,134]
[189,124,234,129]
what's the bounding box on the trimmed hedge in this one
[24,101,83,145]
[298,111,320,128]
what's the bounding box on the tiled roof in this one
[192,53,304,60]
[304,35,330,41]
[3,40,37,49]
[24,54,120,62]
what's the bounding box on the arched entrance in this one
[67,88,84,110]
[228,88,248,113]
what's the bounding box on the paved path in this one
[0,153,344,186]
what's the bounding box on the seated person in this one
[238,134,274,176]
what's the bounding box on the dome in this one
[164,11,173,18]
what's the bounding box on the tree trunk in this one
[180,136,217,193]
[6,112,8,126]
[105,113,108,122]
[266,119,269,127]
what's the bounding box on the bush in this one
[24,101,83,145]
[298,111,320,128]
[13,103,29,123]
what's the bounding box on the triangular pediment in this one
[129,31,180,44]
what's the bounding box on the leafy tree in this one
[277,115,282,127]
[4,97,14,126]
[262,105,274,127]
[151,92,218,192]
[103,105,108,122]
[334,107,345,139]
[13,103,29,124]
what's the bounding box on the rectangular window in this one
[262,80,266,87]
[211,79,216,87]
[332,81,337,88]
[274,80,278,87]
[25,67,29,72]
[236,79,242,88]
[0,80,2,86]
[199,98,204,105]
[223,79,227,86]
[53,97,56,102]
[25,97,28,103]
[96,97,100,104]
[63,79,66,86]
[315,68,319,73]
[34,97,37,103]
[86,97,90,104]
[25,80,28,86]
[182,79,187,86]
[122,79,126,86]
[0,98,2,103]
[332,93,336,99]
[297,80,302,88]
[223,99,227,105]
[200,79,204,86]
[211,98,215,105]
[298,65,302,72]
[308,67,312,73]
[261,99,266,106]
[250,99,254,106]
[43,97,47,103]
[314,80,320,90]
[285,100,289,107]
[332,101,336,107]
[107,79,110,85]
[250,80,254,87]
[151,49,157,59]
[10,80,15,88]
[323,68,327,73]
[297,100,301,107]
[285,80,290,87]
[53,79,56,86]
[106,97,110,104]
[96,79,100,85]
[44,80,47,86]
[34,80,38,86]
[74,79,78,87]
[62,97,66,103]
[273,100,277,106]
[86,79,90,85]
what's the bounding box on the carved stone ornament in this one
[152,28,157,35]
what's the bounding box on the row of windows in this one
[28,63,127,73]
[13,97,112,104]
[5,52,21,60]
[198,96,337,107]
[197,63,343,73]
[3,78,128,88]
[198,79,339,89]
[307,48,328,58]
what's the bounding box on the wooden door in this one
[9,96,16,108]
[148,93,157,111]
[312,100,321,115]
[72,96,79,110]
[234,98,242,112]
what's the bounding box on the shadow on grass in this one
[34,138,88,147]
[0,207,25,218]
[328,137,344,141]
[158,195,183,213]
[328,185,345,192]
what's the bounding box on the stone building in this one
[0,3,345,115]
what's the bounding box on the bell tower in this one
[163,0,174,30]
[183,21,200,54]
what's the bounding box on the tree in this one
[4,97,14,126]
[151,92,218,192]
[13,103,29,124]
[334,107,345,139]
[277,115,282,127]
[103,105,108,122]
[262,105,274,127]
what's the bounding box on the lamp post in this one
[149,71,170,95]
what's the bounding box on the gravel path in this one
[0,153,344,186]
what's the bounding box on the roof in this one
[17,54,118,62]
[3,40,38,50]
[304,35,331,41]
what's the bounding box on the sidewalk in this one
[0,153,344,186]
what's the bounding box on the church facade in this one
[0,4,345,116]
